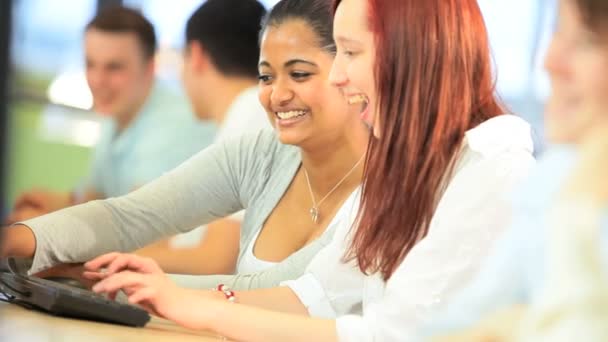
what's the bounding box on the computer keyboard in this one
[28,275,116,305]
[0,271,150,327]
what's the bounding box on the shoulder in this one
[227,128,298,159]
[465,114,534,158]
[214,129,300,186]
[458,114,536,181]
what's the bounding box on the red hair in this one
[335,0,503,280]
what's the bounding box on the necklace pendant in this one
[310,207,320,223]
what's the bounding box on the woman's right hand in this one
[84,252,223,328]
[83,252,167,300]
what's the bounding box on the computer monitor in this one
[0,0,12,223]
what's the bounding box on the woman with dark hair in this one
[0,0,370,291]
[82,0,535,340]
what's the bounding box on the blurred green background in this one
[6,98,92,208]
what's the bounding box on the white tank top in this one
[236,228,278,274]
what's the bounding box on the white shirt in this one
[282,114,536,341]
[237,227,279,274]
[215,86,270,143]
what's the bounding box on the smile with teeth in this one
[276,110,308,120]
[347,94,368,105]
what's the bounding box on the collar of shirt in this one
[464,114,534,158]
[100,84,162,157]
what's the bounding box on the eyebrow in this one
[258,59,318,69]
[335,35,361,45]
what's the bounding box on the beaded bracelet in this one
[213,284,236,303]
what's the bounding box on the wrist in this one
[170,288,225,331]
[1,224,36,258]
[202,289,236,333]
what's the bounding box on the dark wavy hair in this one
[262,0,335,55]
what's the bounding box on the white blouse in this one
[281,115,536,341]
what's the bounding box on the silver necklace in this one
[303,154,365,223]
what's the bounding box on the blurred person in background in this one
[134,0,271,273]
[6,6,215,223]
[422,0,608,340]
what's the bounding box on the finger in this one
[84,252,122,271]
[104,255,144,275]
[15,193,44,209]
[82,271,108,281]
[121,284,139,298]
[105,255,159,275]
[87,253,149,276]
[35,264,73,279]
[92,271,145,294]
[127,287,156,307]
[13,194,34,209]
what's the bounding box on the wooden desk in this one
[0,302,224,341]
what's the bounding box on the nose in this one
[86,67,105,90]
[544,35,568,79]
[270,80,294,107]
[329,55,348,88]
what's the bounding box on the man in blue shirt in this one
[7,7,215,222]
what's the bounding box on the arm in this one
[419,222,529,338]
[334,151,534,341]
[3,132,264,274]
[5,188,103,224]
[135,218,241,275]
[86,252,338,342]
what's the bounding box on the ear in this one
[187,41,210,72]
[144,57,156,78]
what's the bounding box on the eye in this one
[337,45,357,58]
[290,71,311,81]
[258,74,273,84]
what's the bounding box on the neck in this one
[207,76,257,124]
[300,122,370,196]
[114,80,154,133]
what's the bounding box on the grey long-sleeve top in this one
[22,129,352,289]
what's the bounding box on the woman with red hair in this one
[84,0,535,340]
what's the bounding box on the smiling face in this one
[544,0,608,144]
[330,0,378,137]
[258,19,358,147]
[85,29,154,122]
